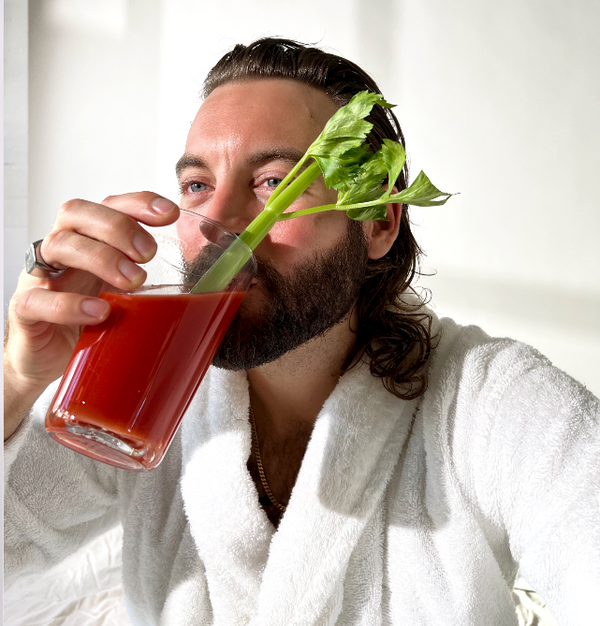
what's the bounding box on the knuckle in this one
[58,197,84,218]
[108,209,134,229]
[48,294,70,318]
[99,246,120,268]
[43,229,73,259]
[80,241,112,270]
[43,229,62,249]
[104,211,139,242]
[101,194,117,206]
[12,287,35,319]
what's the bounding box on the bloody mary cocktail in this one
[46,287,245,471]
[45,211,256,470]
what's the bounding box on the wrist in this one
[3,357,48,440]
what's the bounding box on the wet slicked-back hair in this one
[204,38,434,400]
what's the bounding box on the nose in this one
[201,185,260,237]
[198,221,236,247]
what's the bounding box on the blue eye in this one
[266,178,282,188]
[189,182,207,193]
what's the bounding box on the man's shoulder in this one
[428,313,556,400]
[435,313,546,368]
[423,312,599,431]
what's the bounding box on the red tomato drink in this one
[46,287,245,471]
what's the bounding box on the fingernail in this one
[81,298,110,319]
[151,198,176,215]
[119,259,145,282]
[133,232,155,257]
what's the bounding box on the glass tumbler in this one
[45,210,256,471]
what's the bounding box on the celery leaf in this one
[379,139,406,197]
[337,151,388,205]
[346,204,388,221]
[306,92,393,160]
[387,171,452,206]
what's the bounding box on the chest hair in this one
[247,420,314,527]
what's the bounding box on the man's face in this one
[176,79,370,368]
[211,218,368,370]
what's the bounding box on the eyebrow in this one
[175,148,306,179]
[175,154,206,178]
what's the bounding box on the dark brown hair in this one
[204,38,434,399]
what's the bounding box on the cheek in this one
[267,219,316,248]
[259,212,350,265]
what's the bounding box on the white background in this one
[5,0,600,395]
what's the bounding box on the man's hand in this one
[4,192,179,440]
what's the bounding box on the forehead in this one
[184,79,339,156]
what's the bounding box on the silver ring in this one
[25,239,67,279]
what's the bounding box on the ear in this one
[364,197,402,260]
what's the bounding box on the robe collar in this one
[180,361,419,624]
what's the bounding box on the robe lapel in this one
[179,367,274,625]
[179,363,417,625]
[253,363,418,625]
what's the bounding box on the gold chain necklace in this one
[248,404,287,513]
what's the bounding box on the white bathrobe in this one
[4,315,600,625]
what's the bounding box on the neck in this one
[247,309,358,438]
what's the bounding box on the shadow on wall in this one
[421,271,600,397]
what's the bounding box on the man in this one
[4,38,599,625]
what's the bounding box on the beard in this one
[208,219,369,371]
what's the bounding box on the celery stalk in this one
[190,92,453,294]
[189,162,321,293]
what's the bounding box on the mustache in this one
[180,244,263,292]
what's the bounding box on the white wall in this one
[4,0,29,312]
[392,0,600,396]
[8,0,600,394]
[28,0,162,230]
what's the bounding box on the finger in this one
[49,199,165,266]
[54,193,178,227]
[40,230,147,291]
[15,287,111,327]
[100,191,180,225]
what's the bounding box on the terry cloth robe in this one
[4,315,600,625]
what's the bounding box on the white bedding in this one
[4,525,129,626]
